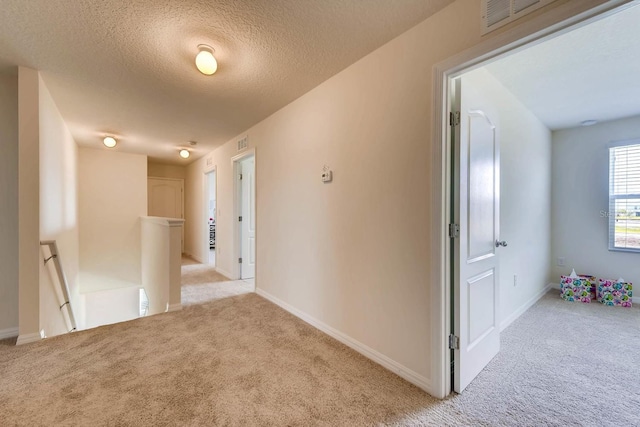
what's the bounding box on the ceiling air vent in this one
[482,0,556,35]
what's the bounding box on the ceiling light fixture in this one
[179,149,190,159]
[580,119,598,127]
[103,136,117,148]
[195,45,217,76]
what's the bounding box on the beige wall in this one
[551,115,640,284]
[38,76,81,337]
[18,67,41,342]
[184,0,611,395]
[148,162,186,180]
[462,68,552,328]
[78,148,147,296]
[0,71,19,336]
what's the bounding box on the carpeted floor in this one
[181,256,231,285]
[0,291,638,425]
[450,291,640,426]
[181,256,254,305]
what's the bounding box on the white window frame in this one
[608,139,640,253]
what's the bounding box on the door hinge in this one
[239,216,243,222]
[239,173,243,180]
[449,111,460,127]
[448,223,460,238]
[238,257,242,264]
[449,334,460,350]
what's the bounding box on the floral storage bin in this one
[580,275,597,300]
[560,275,593,303]
[597,279,633,307]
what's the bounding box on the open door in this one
[452,77,502,393]
[239,156,255,279]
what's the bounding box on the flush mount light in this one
[103,136,117,148]
[580,119,598,127]
[179,149,190,159]
[195,44,217,75]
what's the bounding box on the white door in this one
[453,77,501,393]
[240,157,255,279]
[148,178,184,251]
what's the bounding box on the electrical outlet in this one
[557,257,566,266]
[513,275,518,287]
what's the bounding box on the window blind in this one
[609,141,640,252]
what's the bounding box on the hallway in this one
[181,256,254,306]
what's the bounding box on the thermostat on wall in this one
[321,167,333,183]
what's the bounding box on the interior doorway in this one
[233,152,256,280]
[204,168,216,267]
[438,1,635,397]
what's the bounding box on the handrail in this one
[40,240,77,332]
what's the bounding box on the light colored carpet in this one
[182,280,254,306]
[451,291,640,426]
[0,290,638,425]
[181,257,253,305]
[181,257,230,285]
[0,294,472,426]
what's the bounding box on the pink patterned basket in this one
[597,279,633,307]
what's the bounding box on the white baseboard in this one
[550,282,561,290]
[167,303,182,312]
[500,283,555,332]
[16,332,41,345]
[216,267,235,280]
[184,252,206,264]
[0,327,18,340]
[255,288,434,395]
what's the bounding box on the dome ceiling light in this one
[195,44,217,76]
[179,149,190,159]
[103,136,117,148]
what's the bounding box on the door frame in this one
[203,165,217,265]
[431,0,633,398]
[231,148,256,281]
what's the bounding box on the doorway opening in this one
[437,1,636,397]
[204,168,217,267]
[233,151,256,281]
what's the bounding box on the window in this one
[609,140,640,252]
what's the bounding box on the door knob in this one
[495,240,508,247]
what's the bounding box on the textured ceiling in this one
[0,0,453,164]
[484,3,640,131]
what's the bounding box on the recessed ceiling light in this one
[580,119,598,127]
[179,149,190,159]
[103,136,117,148]
[195,45,217,76]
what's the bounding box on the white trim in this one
[167,303,182,312]
[433,0,633,399]
[16,332,41,345]
[0,327,18,340]
[184,252,207,264]
[140,216,185,227]
[607,138,640,149]
[232,148,257,281]
[499,284,554,332]
[256,288,433,394]
[550,282,561,291]
[215,266,235,280]
[203,166,217,266]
